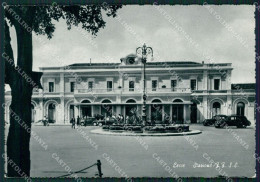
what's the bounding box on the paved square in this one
[5,124,256,178]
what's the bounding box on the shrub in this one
[144,126,165,132]
[109,125,124,130]
[102,125,109,130]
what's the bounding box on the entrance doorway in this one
[237,102,245,116]
[101,99,113,117]
[125,105,137,116]
[81,100,92,117]
[190,102,197,123]
[81,106,92,117]
[101,105,112,117]
[172,105,184,124]
[172,99,184,124]
[151,99,162,123]
[48,103,56,123]
[69,105,74,119]
[125,99,137,117]
[125,99,138,124]
[212,102,221,116]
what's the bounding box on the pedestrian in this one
[71,117,75,129]
[119,114,122,123]
[122,114,124,124]
[46,117,49,126]
[116,114,121,124]
[126,115,129,124]
[112,114,116,119]
[43,115,48,126]
[77,116,80,127]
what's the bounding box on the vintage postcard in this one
[1,2,259,181]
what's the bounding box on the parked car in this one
[93,117,117,126]
[203,115,227,126]
[81,117,96,126]
[37,119,55,124]
[214,115,251,128]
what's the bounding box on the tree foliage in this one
[5,4,122,39]
[4,3,122,177]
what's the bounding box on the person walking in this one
[126,115,129,125]
[46,117,49,126]
[122,114,124,124]
[43,115,48,126]
[77,116,80,127]
[119,114,123,124]
[71,117,75,129]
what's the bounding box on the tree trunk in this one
[6,16,33,177]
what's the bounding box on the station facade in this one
[4,54,256,125]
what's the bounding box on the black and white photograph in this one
[1,2,259,181]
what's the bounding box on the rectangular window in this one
[214,79,220,90]
[70,82,75,92]
[88,81,93,91]
[152,80,157,91]
[171,80,177,91]
[49,82,54,92]
[190,79,197,91]
[107,81,113,91]
[129,81,135,91]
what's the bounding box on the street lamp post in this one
[136,44,153,126]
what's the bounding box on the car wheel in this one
[98,123,103,126]
[93,123,97,126]
[236,122,244,128]
[80,122,84,126]
[237,124,243,128]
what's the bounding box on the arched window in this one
[102,99,112,103]
[81,100,91,103]
[126,99,136,103]
[152,99,162,103]
[173,99,183,103]
[237,102,245,116]
[212,102,221,116]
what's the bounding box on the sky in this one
[9,5,255,84]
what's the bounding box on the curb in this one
[90,128,202,136]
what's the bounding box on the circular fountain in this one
[91,124,202,136]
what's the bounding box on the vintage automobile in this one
[36,119,55,125]
[214,115,251,128]
[203,115,227,126]
[93,117,117,126]
[80,117,96,126]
